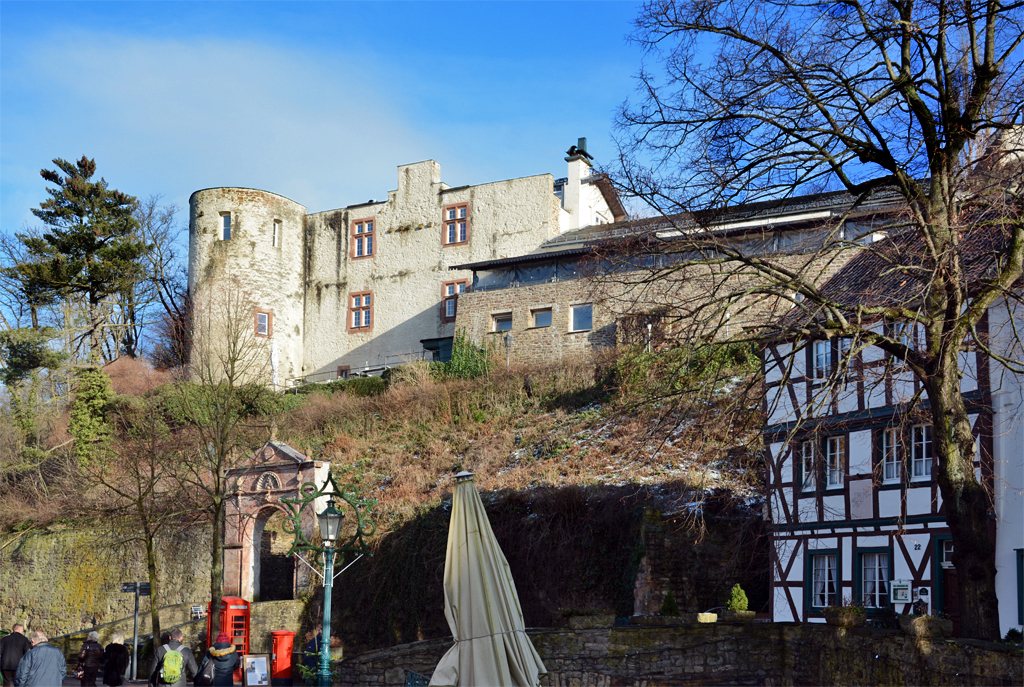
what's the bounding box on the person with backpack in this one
[197,633,238,687]
[76,632,104,687]
[148,629,198,687]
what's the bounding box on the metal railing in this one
[286,351,432,388]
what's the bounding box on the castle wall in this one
[187,154,622,384]
[301,162,564,376]
[189,188,307,386]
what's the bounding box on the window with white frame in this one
[348,291,373,332]
[826,436,845,488]
[941,540,955,569]
[861,552,889,608]
[894,321,917,350]
[254,309,272,337]
[351,218,375,259]
[532,308,552,328]
[811,339,831,378]
[443,203,469,245]
[800,440,816,492]
[441,280,467,323]
[911,424,933,481]
[570,303,592,332]
[882,428,900,483]
[272,219,281,247]
[811,553,838,608]
[221,213,231,240]
[493,312,512,332]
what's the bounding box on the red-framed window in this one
[254,309,273,337]
[441,279,468,322]
[351,218,375,259]
[348,291,374,333]
[442,203,469,246]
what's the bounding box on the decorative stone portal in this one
[223,442,328,602]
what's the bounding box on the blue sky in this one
[1,1,644,238]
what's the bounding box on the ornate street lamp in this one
[282,470,375,687]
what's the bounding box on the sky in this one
[0,1,645,241]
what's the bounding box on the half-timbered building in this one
[763,229,1024,638]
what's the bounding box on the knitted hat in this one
[215,632,230,643]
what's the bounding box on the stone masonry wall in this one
[336,623,1023,687]
[454,278,616,364]
[0,523,212,638]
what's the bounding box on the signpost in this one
[121,582,151,681]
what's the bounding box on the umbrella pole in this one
[317,546,335,687]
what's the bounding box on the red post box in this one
[270,630,296,686]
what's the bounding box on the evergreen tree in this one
[4,157,149,362]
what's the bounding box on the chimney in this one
[564,137,593,232]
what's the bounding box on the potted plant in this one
[822,598,866,628]
[722,584,756,621]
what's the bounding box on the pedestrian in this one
[102,634,130,687]
[302,630,321,671]
[14,630,66,687]
[148,629,197,687]
[197,633,238,687]
[0,624,32,687]
[77,631,104,687]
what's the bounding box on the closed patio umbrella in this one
[429,472,547,687]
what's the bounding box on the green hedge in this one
[292,376,386,397]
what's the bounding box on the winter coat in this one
[102,643,131,686]
[0,632,32,672]
[77,640,104,671]
[149,640,198,687]
[14,641,66,687]
[203,643,239,687]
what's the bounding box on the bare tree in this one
[171,279,276,634]
[79,393,192,643]
[612,0,1023,640]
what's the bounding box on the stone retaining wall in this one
[0,523,211,637]
[336,622,1023,686]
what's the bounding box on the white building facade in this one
[187,142,623,385]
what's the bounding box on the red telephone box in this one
[206,596,250,682]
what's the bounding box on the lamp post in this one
[282,470,375,687]
[504,332,512,370]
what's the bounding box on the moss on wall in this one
[0,523,211,637]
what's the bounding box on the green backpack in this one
[159,645,184,684]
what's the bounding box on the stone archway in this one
[223,442,328,601]
[252,506,296,601]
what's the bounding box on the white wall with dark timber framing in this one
[763,300,1024,636]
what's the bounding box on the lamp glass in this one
[317,499,344,544]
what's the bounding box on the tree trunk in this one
[927,371,1000,641]
[144,530,162,643]
[89,294,103,364]
[209,495,224,636]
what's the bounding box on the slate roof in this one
[781,220,1015,329]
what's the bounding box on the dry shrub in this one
[104,357,171,396]
[286,391,361,436]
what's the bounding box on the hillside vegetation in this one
[1,342,766,650]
